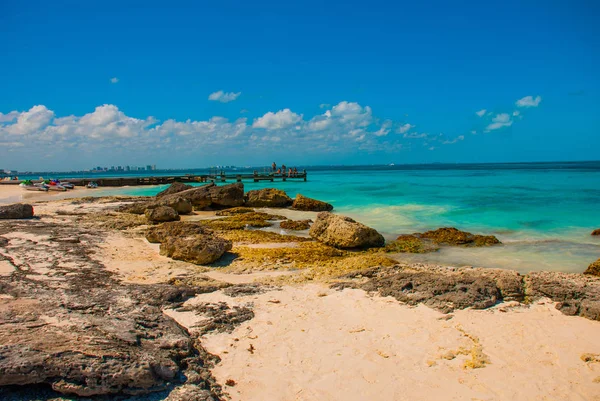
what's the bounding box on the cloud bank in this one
[0,95,541,168]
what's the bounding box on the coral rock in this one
[160,235,232,265]
[156,182,193,198]
[291,194,333,212]
[280,219,312,230]
[420,227,500,247]
[209,183,245,208]
[585,258,600,277]
[145,206,180,223]
[309,212,384,249]
[244,188,292,208]
[146,222,211,243]
[592,229,600,236]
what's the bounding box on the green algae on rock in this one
[585,258,600,276]
[420,227,501,247]
[291,194,333,212]
[280,219,312,230]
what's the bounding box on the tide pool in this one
[92,162,600,273]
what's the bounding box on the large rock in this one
[156,182,193,198]
[161,183,215,210]
[585,259,600,276]
[145,206,180,223]
[209,183,244,208]
[592,229,600,236]
[160,235,233,265]
[146,222,211,243]
[0,203,34,219]
[245,188,292,208]
[291,194,333,212]
[309,212,385,249]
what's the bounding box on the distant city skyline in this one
[1,1,599,170]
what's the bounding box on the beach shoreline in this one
[0,187,599,400]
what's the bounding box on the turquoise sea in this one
[50,162,600,274]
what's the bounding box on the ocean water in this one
[65,162,600,274]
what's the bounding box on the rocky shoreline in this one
[0,182,599,400]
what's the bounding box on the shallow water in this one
[56,162,600,273]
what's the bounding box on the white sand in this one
[166,283,600,401]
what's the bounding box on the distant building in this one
[146,165,152,171]
[152,164,157,171]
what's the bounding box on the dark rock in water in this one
[216,207,255,216]
[245,188,292,208]
[161,183,215,210]
[160,235,233,265]
[291,194,333,212]
[146,221,211,243]
[419,227,501,247]
[0,204,34,219]
[309,212,384,249]
[592,229,600,236]
[156,182,193,198]
[584,259,600,277]
[280,219,312,230]
[145,206,180,223]
[524,271,600,321]
[209,183,244,208]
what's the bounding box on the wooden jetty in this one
[0,170,308,187]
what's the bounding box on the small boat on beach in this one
[19,180,49,191]
[44,180,67,191]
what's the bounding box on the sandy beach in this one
[0,185,599,401]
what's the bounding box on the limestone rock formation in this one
[0,203,34,219]
[209,183,244,208]
[156,182,193,198]
[592,229,600,236]
[244,188,292,208]
[160,235,233,265]
[309,212,385,249]
[336,265,525,313]
[524,271,600,320]
[280,219,312,230]
[160,183,215,210]
[291,194,333,212]
[584,258,600,277]
[146,222,212,243]
[145,206,180,223]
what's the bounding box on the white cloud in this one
[0,111,19,123]
[252,108,302,130]
[319,103,330,109]
[476,109,486,117]
[485,113,513,131]
[373,120,392,137]
[442,135,465,145]
[110,77,119,84]
[512,110,520,116]
[208,90,241,103]
[403,132,428,139]
[396,123,414,134]
[516,95,542,108]
[5,105,54,135]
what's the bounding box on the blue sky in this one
[0,0,599,170]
